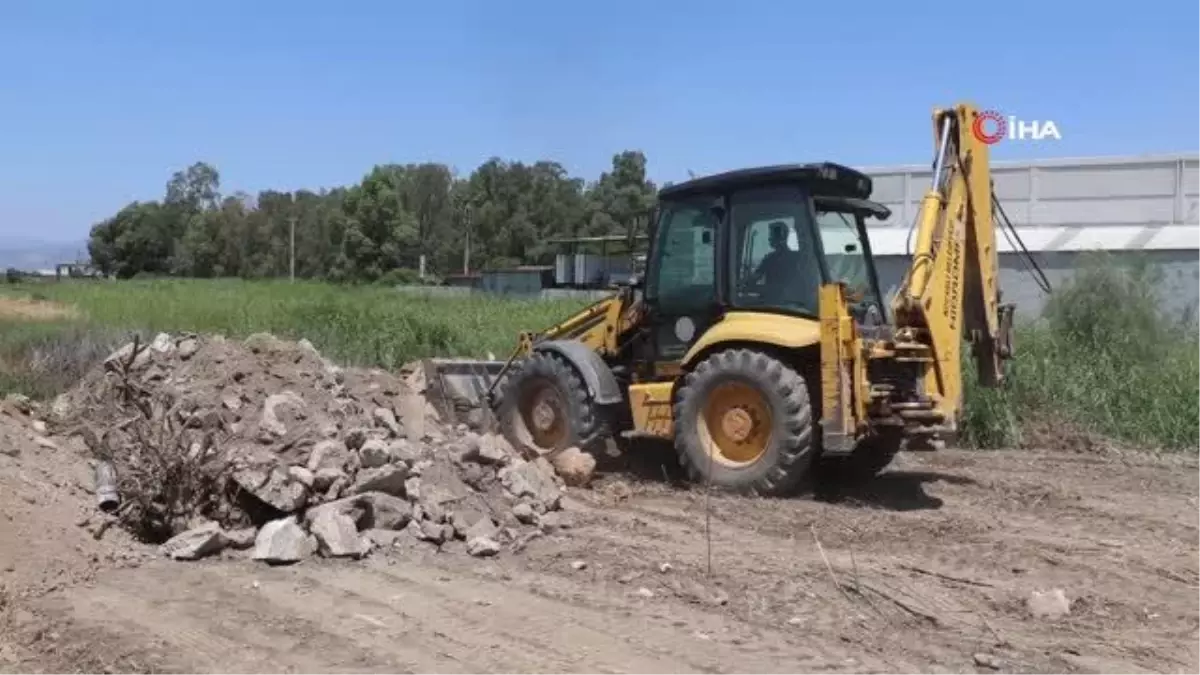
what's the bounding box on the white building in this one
[861,153,1199,318]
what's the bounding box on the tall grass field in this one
[2,258,1196,452]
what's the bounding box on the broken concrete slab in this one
[373,407,402,436]
[233,466,309,513]
[500,458,562,510]
[467,536,501,557]
[552,447,596,487]
[307,439,349,472]
[260,391,305,438]
[252,517,312,564]
[352,464,409,497]
[387,438,420,466]
[309,507,372,559]
[160,522,227,561]
[310,492,412,531]
[358,438,391,468]
[224,527,258,550]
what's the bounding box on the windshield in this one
[815,207,879,310]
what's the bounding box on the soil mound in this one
[47,331,570,563]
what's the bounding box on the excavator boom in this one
[888,102,1015,431]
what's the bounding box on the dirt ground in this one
[2,395,1197,675]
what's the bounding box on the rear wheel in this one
[673,348,816,496]
[492,352,604,459]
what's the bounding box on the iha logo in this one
[972,110,1062,144]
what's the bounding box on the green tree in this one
[85,150,658,282]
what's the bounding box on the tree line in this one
[86,151,659,283]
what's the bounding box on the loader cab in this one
[643,163,888,360]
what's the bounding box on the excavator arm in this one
[889,102,1015,429]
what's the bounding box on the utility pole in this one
[462,208,472,274]
[289,216,296,282]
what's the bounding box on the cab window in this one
[645,199,717,313]
[816,207,875,306]
[729,186,824,315]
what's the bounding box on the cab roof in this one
[658,162,873,201]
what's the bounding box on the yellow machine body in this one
[430,101,1020,495]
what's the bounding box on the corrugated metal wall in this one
[873,250,1198,321]
[862,153,1199,317]
[861,153,1198,254]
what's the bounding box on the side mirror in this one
[844,243,858,253]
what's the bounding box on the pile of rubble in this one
[48,331,593,564]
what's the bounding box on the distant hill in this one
[0,238,89,272]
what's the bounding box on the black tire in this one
[673,348,816,496]
[492,351,604,459]
[819,431,903,484]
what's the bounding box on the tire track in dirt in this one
[30,555,875,674]
[5,434,1198,673]
[510,448,1200,673]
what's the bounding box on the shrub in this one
[961,254,1199,452]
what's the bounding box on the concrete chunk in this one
[358,438,391,468]
[311,492,412,531]
[467,537,501,557]
[501,459,561,509]
[352,464,409,497]
[160,522,227,561]
[310,507,372,559]
[233,466,309,513]
[252,517,312,564]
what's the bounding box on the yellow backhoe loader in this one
[423,102,1033,495]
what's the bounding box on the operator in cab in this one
[745,221,804,300]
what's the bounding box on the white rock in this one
[287,466,315,488]
[1027,588,1071,619]
[552,447,596,487]
[160,522,227,560]
[358,438,392,468]
[150,332,174,353]
[224,527,257,550]
[373,407,402,436]
[309,508,371,559]
[466,537,501,557]
[261,391,305,438]
[177,337,200,359]
[352,464,409,497]
[252,517,312,564]
[511,503,536,524]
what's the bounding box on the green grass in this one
[0,279,590,401]
[4,279,589,369]
[3,257,1196,453]
[961,257,1199,452]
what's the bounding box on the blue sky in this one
[1,0,1197,243]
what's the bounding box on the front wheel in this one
[673,348,816,496]
[492,352,604,459]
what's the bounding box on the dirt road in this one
[3,419,1197,674]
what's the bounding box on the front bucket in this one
[417,358,508,427]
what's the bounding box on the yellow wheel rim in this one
[515,379,569,451]
[697,380,773,468]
